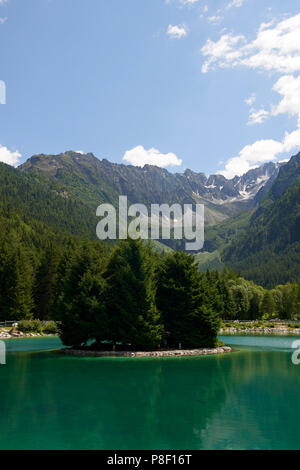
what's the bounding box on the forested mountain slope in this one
[223,152,300,287]
[0,161,97,247]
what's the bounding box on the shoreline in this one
[0,333,59,340]
[220,328,300,335]
[60,346,232,358]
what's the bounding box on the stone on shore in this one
[61,346,232,358]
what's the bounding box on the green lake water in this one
[1,335,300,450]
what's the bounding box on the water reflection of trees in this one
[1,349,300,449]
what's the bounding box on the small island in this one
[59,239,230,356]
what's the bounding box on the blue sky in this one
[1,0,300,177]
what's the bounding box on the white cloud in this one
[247,108,269,125]
[204,1,243,24]
[272,74,300,121]
[245,74,300,126]
[207,16,223,25]
[166,0,198,5]
[201,13,300,176]
[179,0,198,4]
[0,145,22,166]
[75,150,85,155]
[201,13,300,74]
[0,0,8,25]
[282,127,300,153]
[245,93,256,106]
[123,145,182,168]
[167,24,187,39]
[226,0,244,9]
[220,130,300,178]
[220,139,282,178]
[201,34,244,73]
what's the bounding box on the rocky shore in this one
[0,330,57,339]
[220,327,300,335]
[61,346,232,358]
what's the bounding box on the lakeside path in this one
[61,346,232,358]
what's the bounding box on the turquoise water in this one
[0,335,300,450]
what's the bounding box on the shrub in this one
[43,321,60,335]
[18,319,43,333]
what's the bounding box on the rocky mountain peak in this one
[18,151,285,224]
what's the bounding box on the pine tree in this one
[103,239,162,350]
[33,242,60,320]
[53,237,77,316]
[156,251,196,347]
[261,290,276,318]
[58,242,106,347]
[248,286,264,320]
[0,241,34,321]
[156,252,221,348]
[191,273,222,348]
[221,281,237,320]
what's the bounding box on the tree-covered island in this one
[58,239,222,351]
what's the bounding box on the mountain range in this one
[0,149,299,287]
[19,151,281,225]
